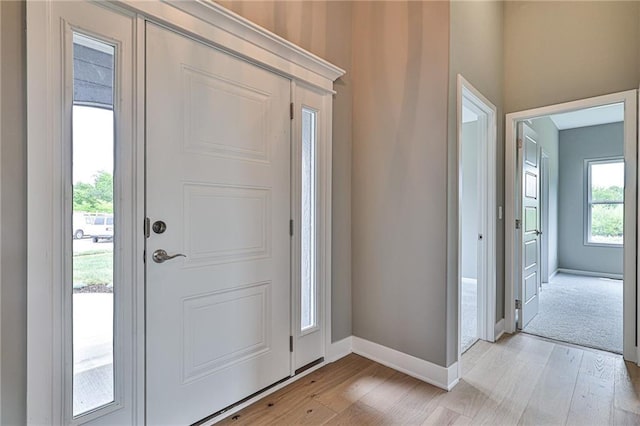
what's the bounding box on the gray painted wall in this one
[529,117,559,276]
[447,0,504,366]
[461,121,479,279]
[558,123,624,275]
[352,1,450,366]
[504,1,640,114]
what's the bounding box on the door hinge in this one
[290,219,294,236]
[515,299,522,309]
[515,219,521,229]
[144,217,151,238]
[143,250,146,264]
[290,102,294,120]
[517,138,523,149]
[289,335,293,352]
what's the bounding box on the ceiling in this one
[549,103,624,130]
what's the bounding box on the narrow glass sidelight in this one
[301,108,317,331]
[71,32,116,416]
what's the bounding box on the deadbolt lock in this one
[152,220,167,234]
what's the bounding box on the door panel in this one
[525,272,538,303]
[145,23,291,425]
[518,123,541,329]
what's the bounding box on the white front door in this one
[145,23,292,425]
[518,122,541,329]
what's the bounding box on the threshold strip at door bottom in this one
[295,357,324,376]
[192,376,290,426]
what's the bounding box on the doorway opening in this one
[457,75,497,356]
[505,91,637,361]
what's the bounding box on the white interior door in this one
[518,122,541,329]
[145,23,291,425]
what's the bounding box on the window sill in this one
[584,242,623,248]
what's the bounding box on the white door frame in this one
[456,75,498,361]
[26,1,344,424]
[540,151,550,284]
[504,90,638,363]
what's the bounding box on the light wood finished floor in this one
[218,333,640,425]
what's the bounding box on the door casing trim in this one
[456,75,498,368]
[504,90,638,363]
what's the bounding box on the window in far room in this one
[586,158,624,246]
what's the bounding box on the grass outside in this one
[73,250,113,288]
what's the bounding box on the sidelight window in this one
[71,32,116,416]
[301,108,317,332]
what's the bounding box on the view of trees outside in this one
[72,106,115,292]
[73,170,113,213]
[590,161,624,244]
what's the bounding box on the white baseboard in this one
[351,337,459,391]
[494,318,505,341]
[326,336,353,363]
[204,334,470,423]
[549,269,559,280]
[557,268,623,280]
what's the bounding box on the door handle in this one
[534,229,542,236]
[152,249,186,263]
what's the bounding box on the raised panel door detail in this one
[524,240,537,271]
[524,206,537,232]
[525,272,538,303]
[183,184,271,265]
[525,135,537,166]
[182,282,271,382]
[146,23,292,424]
[182,66,271,163]
[525,172,537,199]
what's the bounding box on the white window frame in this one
[584,157,624,247]
[300,105,319,335]
[27,2,138,424]
[291,83,329,372]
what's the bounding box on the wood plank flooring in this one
[217,333,640,425]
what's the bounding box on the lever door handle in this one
[534,229,542,236]
[152,249,187,263]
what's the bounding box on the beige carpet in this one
[524,272,622,354]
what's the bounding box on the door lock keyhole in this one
[152,220,167,234]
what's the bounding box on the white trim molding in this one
[505,90,637,364]
[556,268,623,281]
[494,319,505,341]
[326,337,353,363]
[0,1,3,420]
[352,337,459,391]
[456,75,498,358]
[116,0,344,93]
